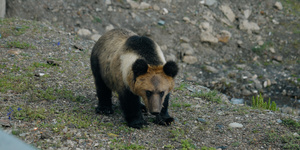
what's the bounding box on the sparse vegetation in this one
[251,94,279,111]
[6,40,37,49]
[191,90,222,103]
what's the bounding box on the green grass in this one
[190,90,222,103]
[251,94,279,111]
[6,41,37,49]
[175,83,188,90]
[181,139,196,150]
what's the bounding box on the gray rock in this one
[105,24,114,32]
[204,0,217,6]
[243,9,252,19]
[183,17,190,23]
[91,34,101,42]
[242,89,252,96]
[200,32,218,44]
[274,2,283,10]
[77,28,92,37]
[220,5,236,22]
[0,0,5,18]
[139,2,151,9]
[197,118,207,123]
[217,30,232,43]
[239,20,260,31]
[230,98,244,105]
[269,47,276,53]
[253,79,262,90]
[183,56,198,64]
[158,20,165,25]
[272,55,283,62]
[153,4,160,11]
[204,65,219,73]
[127,0,139,9]
[199,22,213,32]
[276,119,282,123]
[229,122,243,128]
[180,36,190,43]
[181,43,194,55]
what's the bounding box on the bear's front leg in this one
[154,93,174,126]
[119,89,148,129]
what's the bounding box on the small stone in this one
[162,8,168,14]
[180,36,190,43]
[272,55,283,62]
[153,4,160,11]
[105,24,114,32]
[204,0,217,6]
[293,133,299,137]
[230,98,244,105]
[183,56,198,64]
[34,73,45,77]
[77,28,92,37]
[52,16,58,22]
[0,119,11,127]
[216,124,224,129]
[199,22,212,32]
[158,20,165,26]
[276,119,282,123]
[91,34,101,42]
[7,50,21,55]
[243,9,252,19]
[220,5,236,22]
[272,19,279,24]
[239,20,260,31]
[181,43,194,55]
[183,17,190,23]
[127,0,139,9]
[217,30,232,43]
[253,79,263,90]
[269,47,276,53]
[200,32,218,44]
[242,89,252,96]
[197,118,206,123]
[258,40,264,46]
[229,122,243,128]
[282,89,287,95]
[204,65,219,73]
[274,2,283,10]
[139,2,151,9]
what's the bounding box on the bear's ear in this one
[132,59,148,79]
[163,61,178,78]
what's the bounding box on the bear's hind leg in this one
[154,93,174,126]
[119,89,148,129]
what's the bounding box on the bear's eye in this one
[159,91,164,97]
[146,91,152,97]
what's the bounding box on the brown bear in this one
[90,29,178,129]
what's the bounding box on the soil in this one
[0,0,299,149]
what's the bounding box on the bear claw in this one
[95,106,114,115]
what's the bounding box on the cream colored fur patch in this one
[120,52,140,87]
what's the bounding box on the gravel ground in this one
[1,0,300,149]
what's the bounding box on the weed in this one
[201,146,216,150]
[93,17,102,23]
[282,118,300,130]
[181,139,196,150]
[191,90,222,103]
[175,83,187,90]
[232,141,240,147]
[6,41,37,49]
[251,94,279,111]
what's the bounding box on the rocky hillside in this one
[0,0,299,149]
[6,0,300,111]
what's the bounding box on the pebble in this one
[230,98,244,104]
[239,20,260,31]
[77,28,92,37]
[183,56,198,64]
[162,8,168,14]
[204,0,217,6]
[157,20,165,26]
[276,119,282,123]
[217,30,232,43]
[274,2,283,10]
[200,32,219,44]
[183,17,190,23]
[197,118,207,123]
[153,4,160,11]
[243,9,252,19]
[0,119,11,127]
[180,36,190,43]
[127,0,139,9]
[220,5,236,22]
[91,34,101,42]
[272,55,283,62]
[139,2,151,9]
[229,122,243,128]
[204,65,219,73]
[105,24,114,32]
[269,47,276,53]
[216,124,224,129]
[7,50,21,55]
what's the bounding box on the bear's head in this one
[132,59,178,115]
